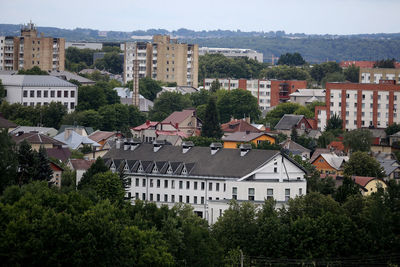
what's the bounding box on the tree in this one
[260,65,311,80]
[42,102,67,129]
[138,77,163,101]
[321,72,346,88]
[385,123,400,136]
[149,92,192,121]
[201,97,223,138]
[17,140,37,186]
[0,79,5,103]
[183,136,223,147]
[291,127,298,142]
[334,176,361,203]
[92,171,125,204]
[17,66,49,75]
[35,146,53,182]
[210,79,221,93]
[343,151,385,178]
[0,129,18,193]
[325,113,343,131]
[374,58,396,68]
[344,65,360,83]
[317,131,335,148]
[94,52,123,74]
[78,157,108,189]
[343,129,372,153]
[264,102,301,128]
[277,52,306,66]
[189,89,210,107]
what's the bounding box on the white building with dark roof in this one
[103,141,307,224]
[0,74,77,112]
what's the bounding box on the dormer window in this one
[124,163,129,171]
[167,165,173,174]
[181,166,188,175]
[138,164,144,172]
[152,165,159,173]
[110,163,116,173]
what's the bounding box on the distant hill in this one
[1,24,400,63]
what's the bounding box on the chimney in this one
[130,138,141,151]
[146,120,150,126]
[116,139,121,149]
[210,142,222,155]
[153,140,165,152]
[123,139,130,150]
[240,143,252,157]
[64,128,73,140]
[182,141,194,153]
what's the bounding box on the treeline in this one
[199,54,360,87]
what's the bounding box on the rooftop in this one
[274,114,306,130]
[222,131,273,143]
[0,74,76,87]
[11,132,65,146]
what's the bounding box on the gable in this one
[296,117,312,130]
[312,155,336,170]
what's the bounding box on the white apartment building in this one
[316,82,400,131]
[104,141,307,225]
[360,68,400,84]
[199,47,264,63]
[0,36,4,71]
[65,42,103,50]
[0,75,78,112]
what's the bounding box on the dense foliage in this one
[17,66,49,75]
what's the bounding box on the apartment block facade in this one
[199,47,263,63]
[202,78,307,111]
[123,35,198,87]
[360,68,400,84]
[315,81,400,131]
[0,22,65,71]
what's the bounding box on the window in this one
[179,181,183,189]
[135,178,139,187]
[164,180,168,188]
[70,102,75,109]
[23,90,27,97]
[142,179,146,187]
[274,167,277,173]
[201,196,204,204]
[248,188,255,201]
[135,193,139,199]
[267,189,273,199]
[216,183,220,191]
[232,187,237,200]
[150,193,153,201]
[44,91,48,98]
[201,182,205,190]
[171,180,175,189]
[285,189,290,201]
[30,90,34,97]
[157,194,160,201]
[224,183,226,192]
[194,196,197,204]
[186,196,190,203]
[64,91,68,97]
[186,181,190,189]
[157,179,160,188]
[71,91,75,98]
[150,179,153,187]
[209,182,212,191]
[171,195,175,203]
[299,188,303,196]
[179,195,183,202]
[164,194,168,202]
[51,91,55,97]
[194,181,198,190]
[57,91,61,97]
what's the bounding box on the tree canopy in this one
[343,129,372,153]
[277,52,306,66]
[343,151,385,178]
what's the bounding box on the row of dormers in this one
[105,158,193,176]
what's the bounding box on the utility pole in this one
[132,46,140,107]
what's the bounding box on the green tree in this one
[260,65,310,80]
[183,136,223,147]
[291,127,298,142]
[149,92,192,121]
[264,102,301,128]
[385,123,400,136]
[325,113,343,131]
[78,157,108,189]
[334,176,361,203]
[138,77,163,101]
[201,97,222,138]
[344,65,360,83]
[92,171,125,204]
[42,102,67,129]
[210,78,221,93]
[17,140,37,186]
[343,151,385,178]
[317,131,335,148]
[94,52,123,74]
[321,72,346,88]
[0,79,5,103]
[294,105,314,118]
[343,129,372,153]
[76,85,108,111]
[374,58,396,68]
[189,89,210,107]
[17,66,49,75]
[0,129,18,193]
[35,146,53,182]
[277,52,306,66]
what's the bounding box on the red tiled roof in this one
[50,162,63,171]
[306,118,317,130]
[221,119,260,133]
[339,61,375,68]
[132,120,159,131]
[161,109,195,125]
[352,176,377,188]
[89,131,115,143]
[328,141,345,151]
[46,147,71,162]
[69,159,95,170]
[11,132,65,146]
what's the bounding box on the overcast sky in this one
[0,0,399,35]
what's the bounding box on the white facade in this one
[65,42,103,50]
[0,36,4,71]
[199,47,263,63]
[107,146,306,225]
[0,75,77,112]
[124,42,148,81]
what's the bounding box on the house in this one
[156,134,185,146]
[222,131,276,149]
[50,162,63,188]
[10,126,58,137]
[281,139,311,159]
[58,125,94,136]
[46,147,71,163]
[352,176,387,196]
[48,70,95,85]
[113,87,154,112]
[54,128,101,150]
[372,152,400,180]
[221,118,261,137]
[161,109,202,137]
[327,141,347,154]
[289,89,325,106]
[103,140,307,224]
[157,86,199,97]
[68,159,95,185]
[131,120,188,145]
[88,130,116,150]
[131,120,159,143]
[11,132,65,151]
[0,75,77,112]
[274,114,313,136]
[311,152,349,175]
[0,113,17,132]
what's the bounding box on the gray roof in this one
[48,70,95,84]
[222,131,273,142]
[58,125,94,135]
[104,143,283,178]
[281,139,310,153]
[289,89,325,97]
[378,159,400,176]
[274,115,305,130]
[54,131,100,150]
[10,126,58,137]
[0,74,77,87]
[114,87,154,112]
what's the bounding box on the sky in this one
[0,0,399,35]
